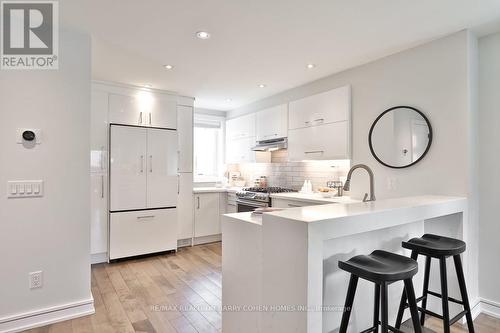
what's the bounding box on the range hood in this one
[251,137,287,152]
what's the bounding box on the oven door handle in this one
[236,199,269,207]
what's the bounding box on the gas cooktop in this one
[242,187,297,194]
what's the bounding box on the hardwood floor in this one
[23,242,499,333]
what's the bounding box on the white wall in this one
[0,28,92,330]
[229,30,479,303]
[478,31,500,313]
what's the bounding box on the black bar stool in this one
[395,234,475,333]
[339,250,422,333]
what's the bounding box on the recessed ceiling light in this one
[258,84,266,88]
[163,64,174,70]
[307,63,316,69]
[196,31,211,39]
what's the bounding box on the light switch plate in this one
[7,180,44,198]
[17,128,42,144]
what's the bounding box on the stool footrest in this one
[426,290,464,305]
[360,325,378,333]
[417,306,443,320]
[450,310,468,326]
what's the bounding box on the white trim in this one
[91,252,108,264]
[0,298,94,333]
[479,297,500,318]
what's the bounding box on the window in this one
[193,114,225,182]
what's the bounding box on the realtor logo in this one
[1,1,58,69]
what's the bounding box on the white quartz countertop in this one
[224,212,263,225]
[270,192,360,204]
[267,195,466,223]
[193,186,242,193]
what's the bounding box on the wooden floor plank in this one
[20,242,500,333]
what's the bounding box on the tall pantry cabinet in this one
[90,82,194,262]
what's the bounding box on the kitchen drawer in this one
[287,121,350,161]
[110,208,177,260]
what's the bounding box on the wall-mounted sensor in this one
[22,130,36,141]
[17,129,41,145]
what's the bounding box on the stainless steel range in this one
[236,187,297,212]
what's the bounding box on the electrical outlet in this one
[29,271,43,289]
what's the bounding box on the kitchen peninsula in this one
[222,195,472,333]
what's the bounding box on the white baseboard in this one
[479,297,500,318]
[178,238,192,248]
[91,252,108,264]
[193,234,221,245]
[0,298,95,333]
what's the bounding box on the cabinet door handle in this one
[149,155,153,172]
[177,174,180,194]
[314,118,324,123]
[288,203,301,207]
[101,175,104,199]
[304,150,324,154]
[139,112,143,125]
[137,215,155,220]
[140,155,144,172]
[100,146,105,171]
[177,150,180,172]
[149,112,152,125]
[197,197,200,209]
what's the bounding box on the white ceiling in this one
[63,0,500,111]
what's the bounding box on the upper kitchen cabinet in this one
[90,89,109,174]
[288,121,349,160]
[288,85,351,161]
[177,105,193,173]
[109,92,177,128]
[288,85,350,130]
[256,104,288,141]
[226,113,256,140]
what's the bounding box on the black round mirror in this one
[369,106,432,169]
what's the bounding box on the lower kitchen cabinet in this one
[194,193,221,238]
[109,208,177,260]
[272,198,322,208]
[177,173,194,240]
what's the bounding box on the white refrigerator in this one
[109,124,178,260]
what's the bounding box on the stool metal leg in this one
[395,250,418,328]
[420,256,431,326]
[404,279,422,333]
[339,274,358,333]
[381,282,389,333]
[374,284,380,333]
[439,257,451,333]
[453,255,475,333]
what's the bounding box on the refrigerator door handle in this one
[177,174,180,194]
[149,112,152,125]
[140,155,144,173]
[101,175,104,199]
[139,112,143,125]
[149,155,153,172]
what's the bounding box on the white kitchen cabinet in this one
[110,125,178,211]
[194,193,220,237]
[226,113,256,140]
[256,104,288,141]
[272,198,322,208]
[110,125,148,211]
[90,90,108,173]
[109,208,177,260]
[287,121,350,161]
[288,85,350,130]
[226,192,237,213]
[177,173,194,240]
[109,93,177,128]
[90,173,107,255]
[177,105,193,173]
[147,128,178,208]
